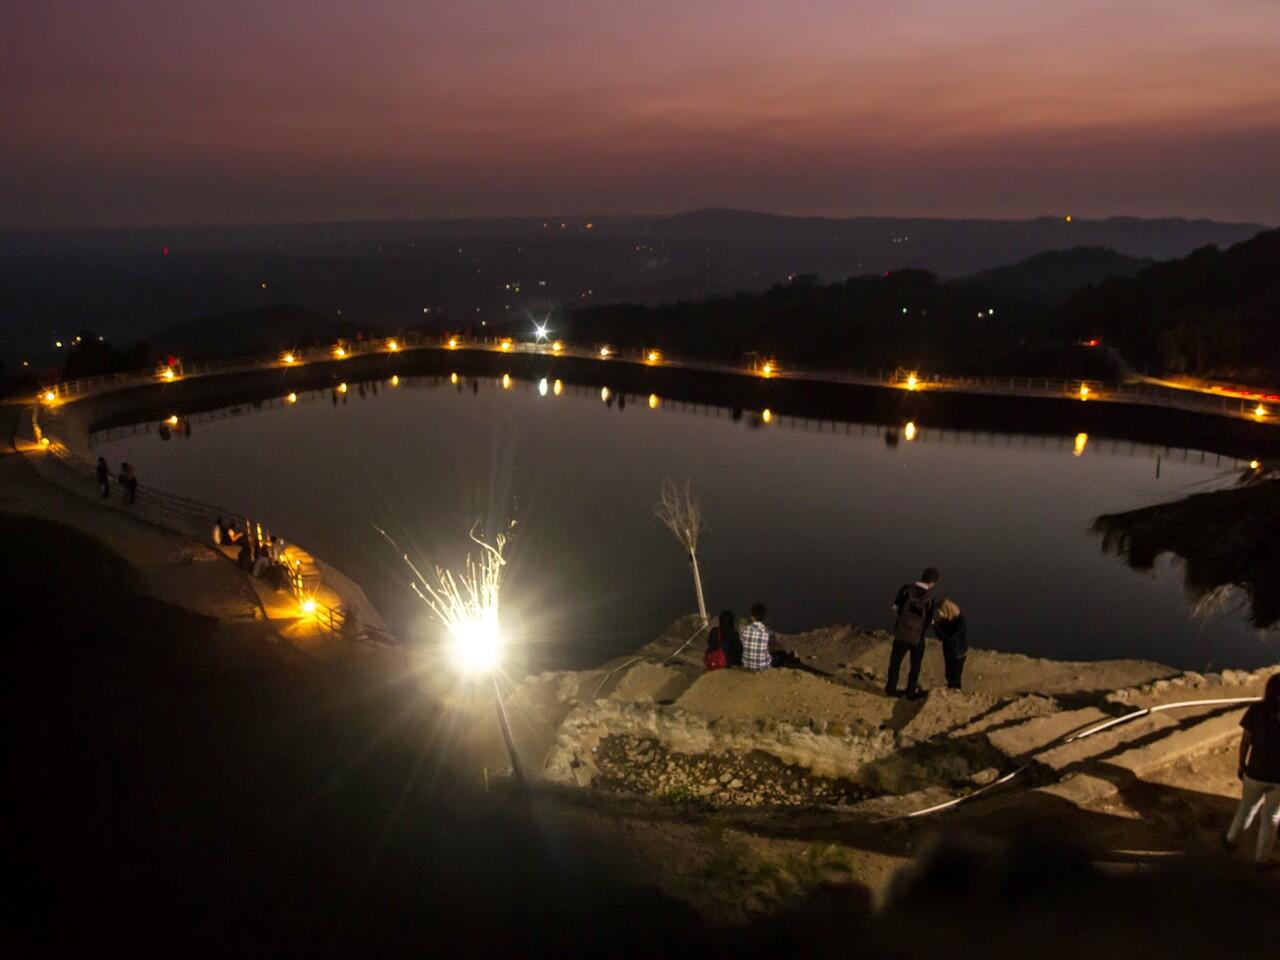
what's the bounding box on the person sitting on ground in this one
[95,457,110,499]
[703,624,727,671]
[932,599,968,691]
[1225,673,1280,870]
[709,610,741,668]
[887,567,939,700]
[740,603,773,673]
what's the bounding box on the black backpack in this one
[895,588,931,647]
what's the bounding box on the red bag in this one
[704,648,727,671]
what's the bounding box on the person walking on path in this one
[740,603,772,673]
[118,463,138,504]
[932,598,968,691]
[95,457,110,499]
[886,567,939,699]
[1225,673,1280,869]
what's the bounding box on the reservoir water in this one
[93,368,1276,671]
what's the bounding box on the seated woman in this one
[932,599,968,690]
[703,627,727,671]
[708,610,741,668]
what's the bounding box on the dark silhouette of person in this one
[118,463,138,504]
[95,457,110,498]
[887,567,939,699]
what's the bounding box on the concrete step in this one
[986,707,1109,759]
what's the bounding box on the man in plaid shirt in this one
[741,603,773,672]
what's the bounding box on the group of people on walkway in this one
[700,566,968,696]
[94,457,137,504]
[214,518,294,591]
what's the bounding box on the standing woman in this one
[1225,673,1280,870]
[932,599,968,691]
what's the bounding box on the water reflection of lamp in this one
[648,393,660,409]
[904,421,918,441]
[1074,432,1089,457]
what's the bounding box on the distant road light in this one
[599,346,613,358]
[646,350,661,364]
[42,390,56,403]
[387,339,400,352]
[1079,384,1091,400]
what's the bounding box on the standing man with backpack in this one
[887,567,939,700]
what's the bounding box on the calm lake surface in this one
[95,371,1276,671]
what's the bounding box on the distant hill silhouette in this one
[1061,228,1280,383]
[0,211,1266,362]
[969,247,1150,307]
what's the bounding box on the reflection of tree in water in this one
[1094,473,1280,628]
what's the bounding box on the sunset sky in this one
[3,0,1278,228]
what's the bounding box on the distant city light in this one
[553,378,563,396]
[599,345,613,358]
[551,340,563,353]
[1074,432,1089,457]
[1250,459,1261,470]
[387,339,400,352]
[648,393,660,409]
[450,372,459,384]
[538,378,549,396]
[760,360,776,377]
[334,345,347,359]
[42,390,56,403]
[534,323,549,342]
[906,373,919,390]
[1255,404,1267,419]
[337,382,348,394]
[1079,384,1091,400]
[600,386,611,402]
[282,352,296,365]
[762,408,773,424]
[55,341,62,348]
[390,375,400,387]
[287,392,298,404]
[499,338,513,352]
[904,421,918,442]
[501,374,512,389]
[646,350,661,364]
[166,415,179,426]
[161,367,176,381]
[447,336,459,349]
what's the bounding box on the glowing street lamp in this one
[337,382,348,394]
[600,386,611,403]
[301,597,317,616]
[553,379,563,396]
[501,374,512,389]
[648,393,660,409]
[646,350,662,364]
[282,352,296,365]
[534,323,549,342]
[333,345,347,359]
[450,372,459,385]
[447,336,460,350]
[1074,432,1089,457]
[551,340,563,353]
[42,390,56,403]
[538,378,549,396]
[499,338,513,352]
[387,339,400,352]
[905,373,919,391]
[904,421,918,441]
[761,408,773,424]
[390,375,400,387]
[161,367,177,382]
[1255,404,1267,420]
[166,415,179,426]
[599,345,613,358]
[1079,384,1091,400]
[1250,459,1261,470]
[287,392,298,404]
[760,360,777,378]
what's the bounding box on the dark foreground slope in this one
[4,511,1277,957]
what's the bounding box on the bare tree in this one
[655,478,708,624]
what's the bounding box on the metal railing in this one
[31,405,348,638]
[37,331,1278,427]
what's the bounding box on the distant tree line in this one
[567,229,1280,384]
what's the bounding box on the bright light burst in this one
[534,323,549,342]
[378,522,513,677]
